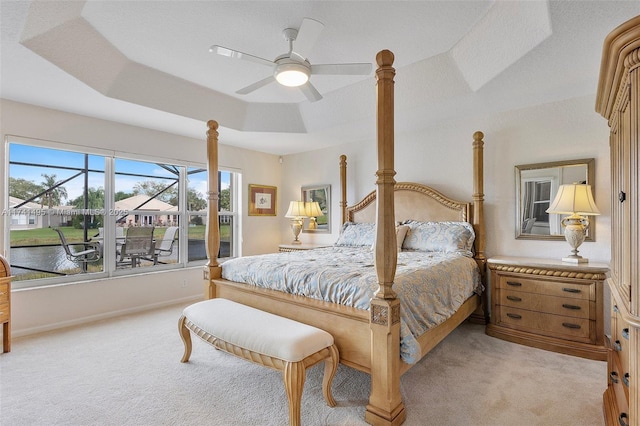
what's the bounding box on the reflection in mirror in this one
[515,159,595,241]
[301,185,331,233]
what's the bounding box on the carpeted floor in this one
[0,302,607,425]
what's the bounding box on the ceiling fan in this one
[209,18,372,102]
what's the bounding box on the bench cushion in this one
[183,299,334,362]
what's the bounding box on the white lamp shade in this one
[285,201,307,218]
[305,201,323,217]
[546,184,600,216]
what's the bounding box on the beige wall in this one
[282,95,612,263]
[0,99,281,336]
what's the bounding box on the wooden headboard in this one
[338,129,486,276]
[346,182,471,224]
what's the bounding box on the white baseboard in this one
[12,294,203,338]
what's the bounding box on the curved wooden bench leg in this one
[322,344,339,407]
[178,315,192,363]
[283,361,306,426]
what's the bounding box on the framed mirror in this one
[301,185,331,233]
[515,158,595,240]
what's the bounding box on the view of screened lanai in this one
[6,139,239,288]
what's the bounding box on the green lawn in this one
[10,224,227,246]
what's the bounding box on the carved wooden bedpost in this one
[471,131,487,323]
[472,131,486,266]
[366,49,406,426]
[340,155,348,225]
[204,120,222,299]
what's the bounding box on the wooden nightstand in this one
[485,256,608,361]
[279,243,331,252]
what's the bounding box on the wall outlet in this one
[181,279,188,288]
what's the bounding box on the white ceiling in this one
[1,1,638,155]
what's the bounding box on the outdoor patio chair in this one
[155,226,178,258]
[53,228,102,267]
[116,226,156,268]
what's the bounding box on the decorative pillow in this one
[334,222,376,247]
[401,220,475,256]
[371,224,410,252]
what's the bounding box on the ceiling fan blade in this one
[210,45,274,68]
[311,63,373,76]
[291,18,324,60]
[236,76,276,95]
[299,82,323,102]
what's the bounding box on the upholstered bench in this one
[178,298,339,426]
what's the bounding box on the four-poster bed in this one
[202,50,486,425]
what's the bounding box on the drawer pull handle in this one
[506,281,522,287]
[613,304,620,313]
[622,328,629,340]
[610,371,619,383]
[562,322,581,329]
[614,340,622,351]
[506,295,522,302]
[506,313,522,319]
[623,373,629,387]
[562,304,581,310]
[562,287,581,294]
[619,413,629,426]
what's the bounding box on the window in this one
[8,143,107,281]
[531,180,551,222]
[5,138,240,288]
[217,170,240,259]
[522,178,552,234]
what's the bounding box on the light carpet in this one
[0,302,607,425]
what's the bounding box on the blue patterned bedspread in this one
[221,246,482,364]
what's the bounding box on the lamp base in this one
[562,255,589,264]
[290,218,303,245]
[561,215,590,264]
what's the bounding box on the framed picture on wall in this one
[248,184,277,216]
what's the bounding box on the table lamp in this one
[305,201,323,230]
[285,201,307,244]
[546,183,600,263]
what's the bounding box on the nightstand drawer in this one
[499,290,592,319]
[498,307,592,342]
[497,275,593,300]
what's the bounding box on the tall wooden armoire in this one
[596,15,640,426]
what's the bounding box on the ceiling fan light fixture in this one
[275,63,310,87]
